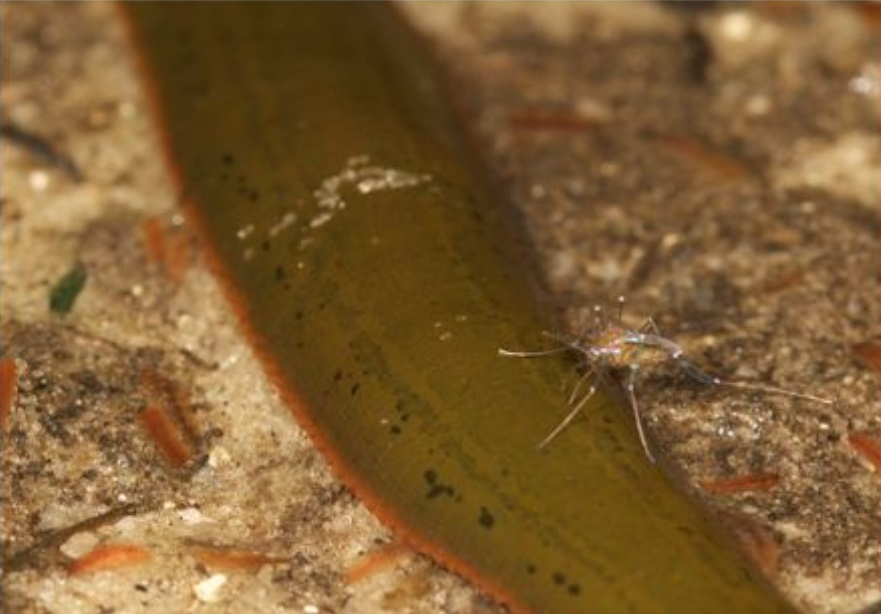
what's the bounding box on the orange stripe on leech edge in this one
[69,544,152,575]
[141,216,191,283]
[0,357,18,433]
[142,216,167,265]
[700,473,780,494]
[848,432,881,473]
[139,405,194,468]
[165,231,191,284]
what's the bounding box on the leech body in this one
[127,4,799,611]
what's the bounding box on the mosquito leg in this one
[567,366,596,405]
[713,379,833,405]
[537,382,598,451]
[676,357,832,405]
[626,364,656,463]
[677,357,721,385]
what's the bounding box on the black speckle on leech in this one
[428,484,453,499]
[568,583,581,596]
[221,153,234,165]
[389,424,402,435]
[350,383,360,396]
[275,265,286,280]
[333,369,343,382]
[423,468,455,500]
[261,240,270,252]
[526,564,537,575]
[552,571,566,586]
[478,506,495,529]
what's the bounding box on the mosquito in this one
[499,297,833,463]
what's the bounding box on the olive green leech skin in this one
[125,4,793,612]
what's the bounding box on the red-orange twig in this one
[0,357,18,433]
[853,341,881,374]
[68,544,152,575]
[139,405,194,468]
[848,432,881,474]
[346,541,412,585]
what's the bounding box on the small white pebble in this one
[849,62,881,99]
[60,532,99,559]
[29,170,50,191]
[660,233,681,250]
[720,11,754,41]
[208,445,232,468]
[117,100,137,119]
[178,507,213,525]
[303,605,320,614]
[744,94,771,117]
[113,515,139,533]
[194,574,228,603]
[236,224,255,240]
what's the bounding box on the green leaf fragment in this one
[49,261,87,314]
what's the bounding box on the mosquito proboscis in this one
[499,297,833,463]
